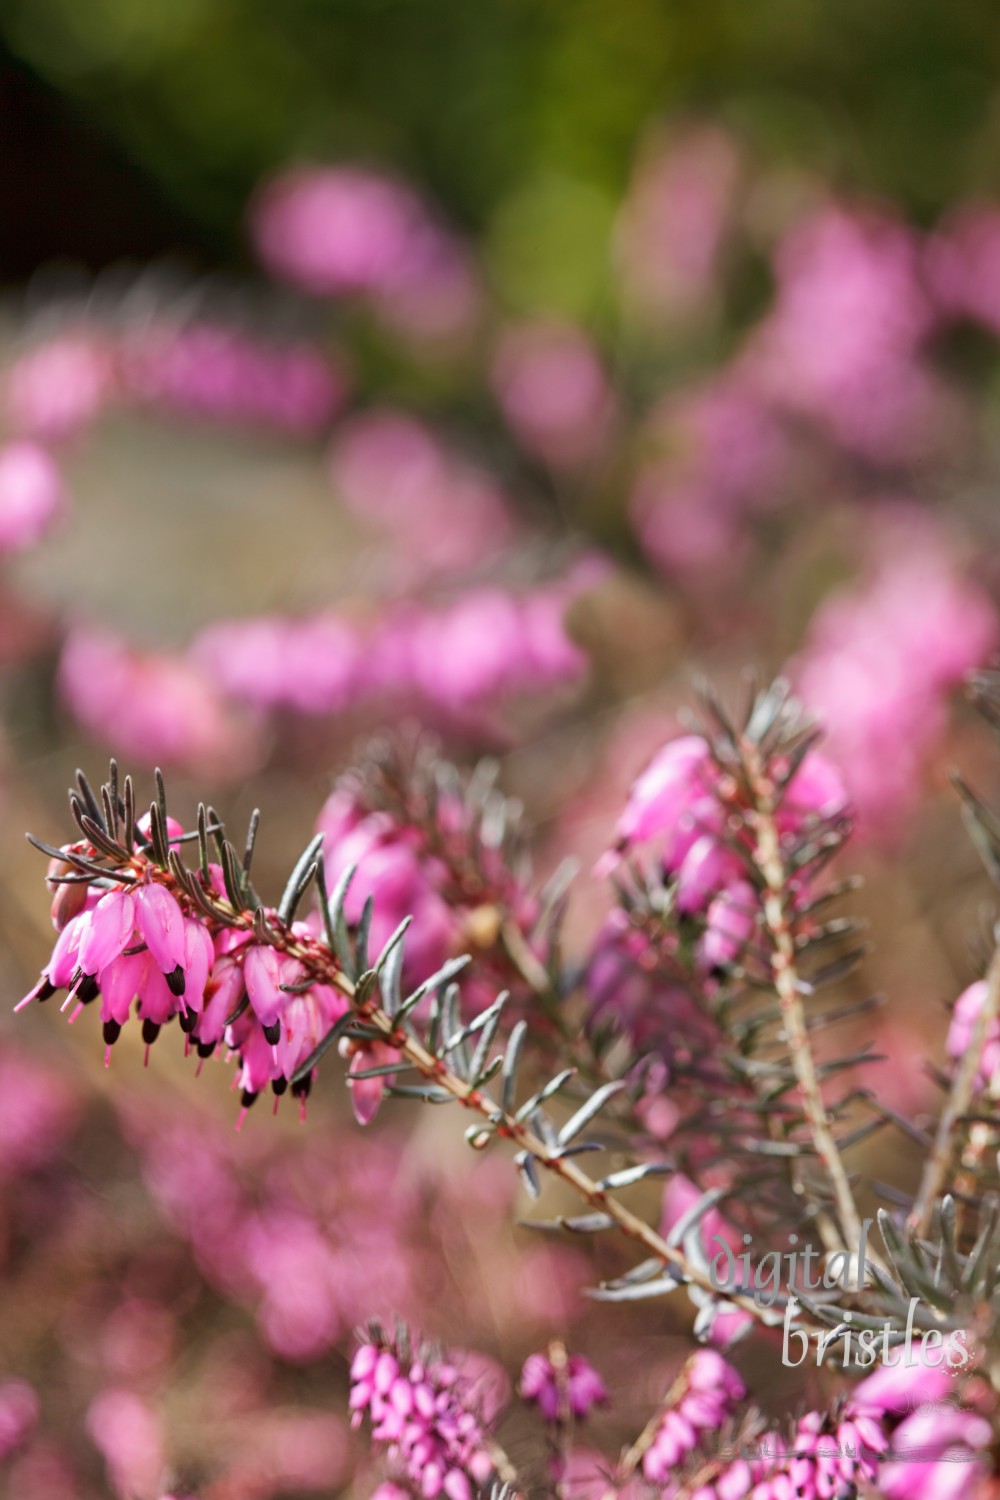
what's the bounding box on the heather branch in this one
[908,940,1000,1237]
[742,744,864,1251]
[206,874,796,1323]
[22,777,827,1340]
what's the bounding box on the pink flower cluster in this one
[192,567,597,729]
[119,322,345,433]
[350,1336,495,1500]
[57,625,258,778]
[20,824,349,1114]
[0,441,67,553]
[795,536,997,837]
[4,329,117,440]
[598,731,848,970]
[641,1351,745,1485]
[329,410,515,584]
[491,322,616,471]
[851,1359,991,1500]
[705,1406,885,1500]
[316,762,538,1018]
[519,1348,607,1423]
[128,1109,426,1360]
[741,205,948,463]
[250,166,481,344]
[4,319,344,441]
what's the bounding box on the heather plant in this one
[8,110,1000,1500]
[13,665,1000,1498]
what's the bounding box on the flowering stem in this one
[177,877,792,1322]
[742,747,863,1252]
[602,1355,698,1497]
[908,941,1000,1237]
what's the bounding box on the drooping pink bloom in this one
[519,1349,607,1422]
[77,889,137,979]
[597,734,712,873]
[852,1359,989,1500]
[0,441,67,552]
[641,1351,745,1485]
[317,790,461,993]
[491,322,616,470]
[134,883,188,982]
[699,880,756,970]
[345,1039,401,1127]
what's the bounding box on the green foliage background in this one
[5,0,1000,275]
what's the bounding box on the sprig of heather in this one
[16,761,818,1332]
[669,1403,887,1500]
[614,1351,746,1489]
[596,679,871,1252]
[349,1324,502,1500]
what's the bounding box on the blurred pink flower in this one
[659,1175,754,1346]
[329,411,514,582]
[251,164,482,345]
[0,442,67,552]
[58,625,260,778]
[491,322,616,469]
[5,331,116,439]
[119,322,344,433]
[616,125,742,321]
[742,204,954,462]
[629,379,790,580]
[927,203,1000,335]
[519,1349,607,1422]
[194,566,597,729]
[853,1358,991,1500]
[947,979,1000,1088]
[193,612,363,714]
[85,1389,164,1500]
[0,1046,79,1179]
[0,1382,39,1461]
[795,533,997,837]
[252,166,434,296]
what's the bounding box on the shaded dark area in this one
[0,41,221,284]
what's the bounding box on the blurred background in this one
[4,3,1000,1496]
